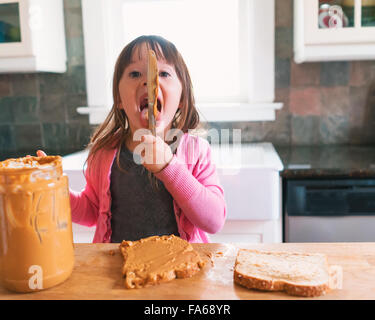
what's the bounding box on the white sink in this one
[211,142,283,220]
[211,142,283,170]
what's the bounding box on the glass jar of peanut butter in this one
[0,156,74,293]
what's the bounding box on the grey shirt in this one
[110,145,179,242]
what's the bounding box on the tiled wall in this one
[1,0,375,160]
[0,0,91,159]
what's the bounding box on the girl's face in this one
[118,43,183,138]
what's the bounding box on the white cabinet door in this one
[304,0,374,44]
[0,0,32,57]
[208,220,282,244]
[0,0,67,72]
[208,233,261,244]
[294,0,375,62]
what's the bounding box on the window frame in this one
[79,0,282,124]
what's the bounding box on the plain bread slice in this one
[234,249,342,297]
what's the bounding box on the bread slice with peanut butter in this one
[119,235,205,289]
[234,249,343,297]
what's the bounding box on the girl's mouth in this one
[139,97,162,114]
[139,96,162,125]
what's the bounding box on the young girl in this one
[38,35,226,243]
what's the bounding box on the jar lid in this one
[0,156,62,173]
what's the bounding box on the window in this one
[79,0,282,124]
[0,3,21,43]
[122,0,245,103]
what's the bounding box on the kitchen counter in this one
[1,242,375,300]
[276,145,375,179]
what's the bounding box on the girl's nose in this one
[143,81,146,86]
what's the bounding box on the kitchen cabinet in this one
[1,242,374,299]
[294,0,375,63]
[0,0,66,73]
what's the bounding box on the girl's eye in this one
[129,71,141,78]
[159,71,170,78]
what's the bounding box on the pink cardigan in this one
[69,133,226,243]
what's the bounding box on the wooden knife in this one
[147,50,158,136]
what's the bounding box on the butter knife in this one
[147,50,158,136]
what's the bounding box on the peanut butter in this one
[0,156,74,293]
[119,235,205,289]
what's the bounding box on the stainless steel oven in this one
[284,179,375,242]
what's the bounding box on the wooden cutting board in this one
[1,242,375,300]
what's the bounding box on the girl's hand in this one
[138,135,173,173]
[26,150,47,158]
[37,150,47,157]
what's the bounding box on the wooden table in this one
[1,242,375,300]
